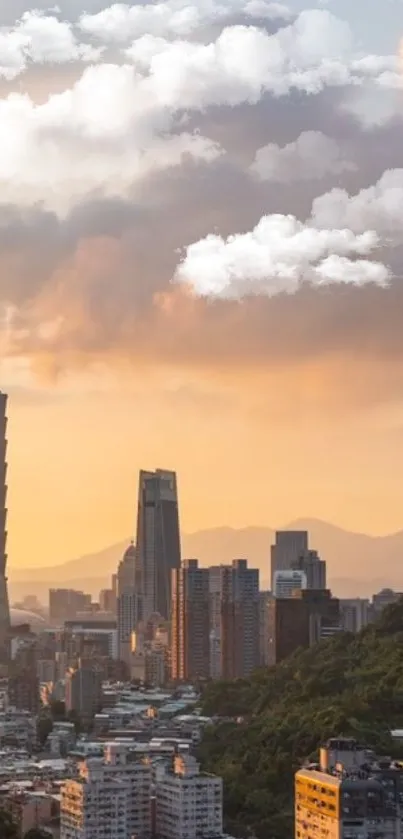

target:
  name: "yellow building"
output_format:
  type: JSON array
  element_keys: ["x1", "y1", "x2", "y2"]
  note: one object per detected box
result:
[
  {"x1": 295, "y1": 768, "x2": 340, "y2": 839},
  {"x1": 295, "y1": 738, "x2": 400, "y2": 839}
]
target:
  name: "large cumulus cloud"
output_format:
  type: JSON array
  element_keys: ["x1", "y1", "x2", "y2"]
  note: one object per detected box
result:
[{"x1": 0, "y1": 0, "x2": 402, "y2": 414}]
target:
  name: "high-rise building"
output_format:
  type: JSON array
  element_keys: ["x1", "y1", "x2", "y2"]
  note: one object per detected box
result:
[
  {"x1": 155, "y1": 752, "x2": 223, "y2": 839},
  {"x1": 209, "y1": 560, "x2": 260, "y2": 680},
  {"x1": 171, "y1": 559, "x2": 210, "y2": 682},
  {"x1": 258, "y1": 590, "x2": 273, "y2": 667},
  {"x1": 135, "y1": 469, "x2": 181, "y2": 620},
  {"x1": 61, "y1": 743, "x2": 151, "y2": 839},
  {"x1": 64, "y1": 619, "x2": 118, "y2": 661},
  {"x1": 268, "y1": 589, "x2": 341, "y2": 665},
  {"x1": 8, "y1": 668, "x2": 40, "y2": 713},
  {"x1": 0, "y1": 392, "x2": 10, "y2": 664},
  {"x1": 270, "y1": 531, "x2": 308, "y2": 588},
  {"x1": 117, "y1": 542, "x2": 139, "y2": 666},
  {"x1": 292, "y1": 549, "x2": 327, "y2": 590},
  {"x1": 295, "y1": 738, "x2": 403, "y2": 839},
  {"x1": 65, "y1": 664, "x2": 103, "y2": 724},
  {"x1": 99, "y1": 587, "x2": 117, "y2": 614},
  {"x1": 49, "y1": 589, "x2": 91, "y2": 624},
  {"x1": 273, "y1": 569, "x2": 307, "y2": 598}
]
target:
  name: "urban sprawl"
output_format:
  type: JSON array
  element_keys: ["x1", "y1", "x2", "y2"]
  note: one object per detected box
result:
[{"x1": 0, "y1": 390, "x2": 402, "y2": 839}]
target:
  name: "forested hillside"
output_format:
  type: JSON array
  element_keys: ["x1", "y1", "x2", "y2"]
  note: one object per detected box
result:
[{"x1": 199, "y1": 601, "x2": 403, "y2": 838}]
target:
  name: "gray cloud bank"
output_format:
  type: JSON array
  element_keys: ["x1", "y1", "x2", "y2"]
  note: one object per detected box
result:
[{"x1": 0, "y1": 1, "x2": 402, "y2": 411}]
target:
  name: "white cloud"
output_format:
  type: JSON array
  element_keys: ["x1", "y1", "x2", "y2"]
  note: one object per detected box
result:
[
  {"x1": 0, "y1": 5, "x2": 401, "y2": 216},
  {"x1": 174, "y1": 214, "x2": 389, "y2": 298},
  {"x1": 175, "y1": 167, "x2": 403, "y2": 300},
  {"x1": 312, "y1": 169, "x2": 403, "y2": 235},
  {"x1": 125, "y1": 12, "x2": 400, "y2": 105},
  {"x1": 0, "y1": 10, "x2": 101, "y2": 79},
  {"x1": 79, "y1": 0, "x2": 291, "y2": 43},
  {"x1": 0, "y1": 63, "x2": 221, "y2": 212},
  {"x1": 251, "y1": 130, "x2": 356, "y2": 182}
]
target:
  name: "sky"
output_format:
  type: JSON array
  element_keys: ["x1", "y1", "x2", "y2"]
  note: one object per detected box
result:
[{"x1": 1, "y1": 0, "x2": 403, "y2": 568}]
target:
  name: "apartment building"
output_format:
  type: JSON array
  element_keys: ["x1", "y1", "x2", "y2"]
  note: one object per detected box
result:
[
  {"x1": 209, "y1": 560, "x2": 260, "y2": 680},
  {"x1": 61, "y1": 742, "x2": 151, "y2": 839},
  {"x1": 295, "y1": 737, "x2": 402, "y2": 839},
  {"x1": 171, "y1": 560, "x2": 210, "y2": 682},
  {"x1": 268, "y1": 589, "x2": 341, "y2": 665},
  {"x1": 65, "y1": 665, "x2": 102, "y2": 724},
  {"x1": 156, "y1": 753, "x2": 223, "y2": 839},
  {"x1": 339, "y1": 599, "x2": 370, "y2": 633}
]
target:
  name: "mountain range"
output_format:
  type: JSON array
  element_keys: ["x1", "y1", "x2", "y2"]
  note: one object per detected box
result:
[{"x1": 8, "y1": 518, "x2": 403, "y2": 604}]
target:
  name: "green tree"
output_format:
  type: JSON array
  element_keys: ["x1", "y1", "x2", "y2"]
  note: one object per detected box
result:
[
  {"x1": 0, "y1": 808, "x2": 18, "y2": 839},
  {"x1": 199, "y1": 598, "x2": 403, "y2": 839},
  {"x1": 24, "y1": 830, "x2": 52, "y2": 839}
]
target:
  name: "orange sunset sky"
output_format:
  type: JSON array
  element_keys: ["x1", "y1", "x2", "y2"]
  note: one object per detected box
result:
[{"x1": 4, "y1": 352, "x2": 403, "y2": 570}]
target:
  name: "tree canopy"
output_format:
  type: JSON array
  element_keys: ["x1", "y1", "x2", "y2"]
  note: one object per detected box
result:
[{"x1": 198, "y1": 599, "x2": 403, "y2": 839}]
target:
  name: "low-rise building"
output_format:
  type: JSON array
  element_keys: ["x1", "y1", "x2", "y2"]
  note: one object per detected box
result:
[
  {"x1": 156, "y1": 752, "x2": 223, "y2": 839},
  {"x1": 296, "y1": 737, "x2": 403, "y2": 839},
  {"x1": 61, "y1": 742, "x2": 151, "y2": 839}
]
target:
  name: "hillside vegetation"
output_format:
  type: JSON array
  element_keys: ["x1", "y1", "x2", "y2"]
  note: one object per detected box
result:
[{"x1": 198, "y1": 600, "x2": 403, "y2": 839}]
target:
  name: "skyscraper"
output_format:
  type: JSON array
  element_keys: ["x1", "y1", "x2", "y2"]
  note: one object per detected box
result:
[
  {"x1": 270, "y1": 531, "x2": 308, "y2": 588},
  {"x1": 117, "y1": 542, "x2": 139, "y2": 666},
  {"x1": 0, "y1": 392, "x2": 10, "y2": 664},
  {"x1": 135, "y1": 469, "x2": 181, "y2": 620},
  {"x1": 292, "y1": 549, "x2": 327, "y2": 590},
  {"x1": 171, "y1": 559, "x2": 210, "y2": 682},
  {"x1": 209, "y1": 560, "x2": 260, "y2": 680}
]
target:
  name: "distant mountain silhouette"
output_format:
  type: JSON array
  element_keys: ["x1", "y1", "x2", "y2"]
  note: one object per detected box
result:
[{"x1": 8, "y1": 518, "x2": 403, "y2": 602}]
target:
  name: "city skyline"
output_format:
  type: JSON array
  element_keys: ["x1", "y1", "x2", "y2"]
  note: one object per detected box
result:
[
  {"x1": 5, "y1": 383, "x2": 403, "y2": 571},
  {"x1": 0, "y1": 2, "x2": 401, "y2": 839}
]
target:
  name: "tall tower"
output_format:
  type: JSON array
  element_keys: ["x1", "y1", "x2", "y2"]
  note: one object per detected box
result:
[
  {"x1": 270, "y1": 530, "x2": 308, "y2": 588},
  {"x1": 171, "y1": 559, "x2": 210, "y2": 682},
  {"x1": 0, "y1": 392, "x2": 10, "y2": 664},
  {"x1": 135, "y1": 469, "x2": 181, "y2": 620},
  {"x1": 116, "y1": 542, "x2": 139, "y2": 666},
  {"x1": 209, "y1": 560, "x2": 260, "y2": 680}
]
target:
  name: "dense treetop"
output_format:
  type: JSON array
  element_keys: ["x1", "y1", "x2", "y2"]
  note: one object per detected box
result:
[{"x1": 199, "y1": 600, "x2": 403, "y2": 839}]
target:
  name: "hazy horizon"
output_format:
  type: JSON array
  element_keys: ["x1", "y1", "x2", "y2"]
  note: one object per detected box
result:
[{"x1": 9, "y1": 515, "x2": 403, "y2": 573}]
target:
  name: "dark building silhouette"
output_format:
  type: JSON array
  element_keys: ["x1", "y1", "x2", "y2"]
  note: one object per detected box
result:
[
  {"x1": 171, "y1": 559, "x2": 210, "y2": 682},
  {"x1": 9, "y1": 667, "x2": 39, "y2": 713},
  {"x1": 268, "y1": 589, "x2": 341, "y2": 665},
  {"x1": 135, "y1": 469, "x2": 181, "y2": 620},
  {"x1": 65, "y1": 663, "x2": 103, "y2": 724},
  {"x1": 0, "y1": 392, "x2": 10, "y2": 665},
  {"x1": 49, "y1": 589, "x2": 91, "y2": 624},
  {"x1": 292, "y1": 550, "x2": 327, "y2": 590}
]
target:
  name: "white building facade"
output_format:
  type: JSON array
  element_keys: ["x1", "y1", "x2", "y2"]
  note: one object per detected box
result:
[
  {"x1": 156, "y1": 753, "x2": 223, "y2": 839},
  {"x1": 61, "y1": 743, "x2": 151, "y2": 839},
  {"x1": 273, "y1": 569, "x2": 307, "y2": 598}
]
